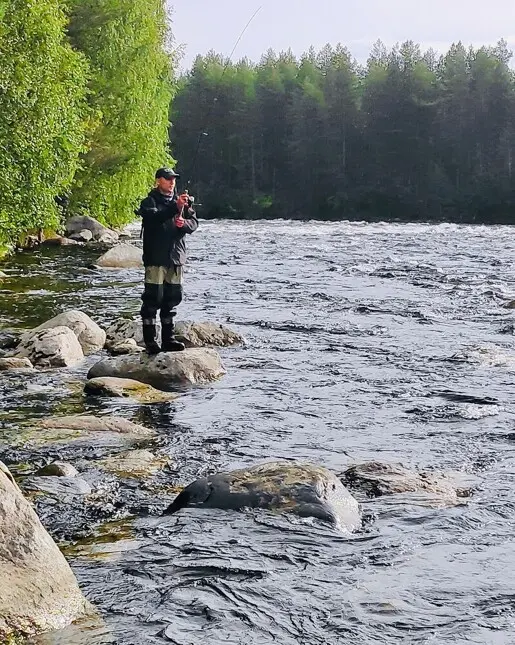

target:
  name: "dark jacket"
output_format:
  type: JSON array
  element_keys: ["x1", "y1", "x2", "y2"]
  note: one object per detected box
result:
[{"x1": 137, "y1": 188, "x2": 198, "y2": 267}]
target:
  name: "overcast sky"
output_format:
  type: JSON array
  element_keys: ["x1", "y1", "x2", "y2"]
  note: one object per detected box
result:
[{"x1": 170, "y1": 0, "x2": 515, "y2": 69}]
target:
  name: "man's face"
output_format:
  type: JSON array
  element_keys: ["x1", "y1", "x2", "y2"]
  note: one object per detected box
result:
[{"x1": 157, "y1": 176, "x2": 176, "y2": 194}]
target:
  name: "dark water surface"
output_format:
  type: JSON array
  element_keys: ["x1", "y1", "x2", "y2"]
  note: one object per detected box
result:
[{"x1": 1, "y1": 220, "x2": 515, "y2": 644}]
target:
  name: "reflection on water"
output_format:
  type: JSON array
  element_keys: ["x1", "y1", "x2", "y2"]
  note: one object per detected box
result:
[{"x1": 2, "y1": 220, "x2": 515, "y2": 643}]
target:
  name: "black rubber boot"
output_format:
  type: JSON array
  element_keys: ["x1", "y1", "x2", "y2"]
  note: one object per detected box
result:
[
  {"x1": 142, "y1": 323, "x2": 161, "y2": 355},
  {"x1": 161, "y1": 323, "x2": 185, "y2": 352}
]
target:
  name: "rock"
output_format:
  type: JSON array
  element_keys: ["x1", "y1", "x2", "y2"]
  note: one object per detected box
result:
[
  {"x1": 97, "y1": 450, "x2": 169, "y2": 478},
  {"x1": 0, "y1": 270, "x2": 7, "y2": 278},
  {"x1": 164, "y1": 461, "x2": 361, "y2": 531},
  {"x1": 0, "y1": 357, "x2": 33, "y2": 371},
  {"x1": 19, "y1": 415, "x2": 154, "y2": 448},
  {"x1": 95, "y1": 243, "x2": 143, "y2": 269},
  {"x1": 97, "y1": 231, "x2": 119, "y2": 245},
  {"x1": 105, "y1": 317, "x2": 243, "y2": 350},
  {"x1": 84, "y1": 376, "x2": 177, "y2": 403},
  {"x1": 105, "y1": 317, "x2": 151, "y2": 348},
  {"x1": 19, "y1": 310, "x2": 106, "y2": 356},
  {"x1": 28, "y1": 614, "x2": 115, "y2": 645},
  {"x1": 175, "y1": 320, "x2": 245, "y2": 348},
  {"x1": 23, "y1": 476, "x2": 92, "y2": 498},
  {"x1": 0, "y1": 461, "x2": 90, "y2": 640},
  {"x1": 23, "y1": 235, "x2": 40, "y2": 249},
  {"x1": 0, "y1": 330, "x2": 20, "y2": 350},
  {"x1": 35, "y1": 462, "x2": 79, "y2": 478},
  {"x1": 109, "y1": 338, "x2": 144, "y2": 356},
  {"x1": 503, "y1": 300, "x2": 515, "y2": 309},
  {"x1": 88, "y1": 348, "x2": 226, "y2": 386},
  {"x1": 14, "y1": 326, "x2": 84, "y2": 367},
  {"x1": 341, "y1": 462, "x2": 470, "y2": 506},
  {"x1": 65, "y1": 215, "x2": 118, "y2": 242},
  {"x1": 42, "y1": 236, "x2": 82, "y2": 247},
  {"x1": 69, "y1": 229, "x2": 93, "y2": 242}
]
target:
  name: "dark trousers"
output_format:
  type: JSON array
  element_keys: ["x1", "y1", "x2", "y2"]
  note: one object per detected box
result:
[{"x1": 140, "y1": 265, "x2": 183, "y2": 325}]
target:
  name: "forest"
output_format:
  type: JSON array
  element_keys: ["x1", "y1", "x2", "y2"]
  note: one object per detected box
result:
[
  {"x1": 171, "y1": 40, "x2": 515, "y2": 223},
  {"x1": 0, "y1": 1, "x2": 514, "y2": 256}
]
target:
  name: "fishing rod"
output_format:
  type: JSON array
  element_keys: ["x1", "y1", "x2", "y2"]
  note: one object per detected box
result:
[{"x1": 180, "y1": 6, "x2": 263, "y2": 203}]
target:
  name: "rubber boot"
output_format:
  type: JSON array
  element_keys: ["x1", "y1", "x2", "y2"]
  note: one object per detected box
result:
[
  {"x1": 161, "y1": 323, "x2": 185, "y2": 352},
  {"x1": 142, "y1": 323, "x2": 161, "y2": 355}
]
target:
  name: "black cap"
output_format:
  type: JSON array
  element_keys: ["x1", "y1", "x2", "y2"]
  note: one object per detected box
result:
[{"x1": 155, "y1": 167, "x2": 180, "y2": 180}]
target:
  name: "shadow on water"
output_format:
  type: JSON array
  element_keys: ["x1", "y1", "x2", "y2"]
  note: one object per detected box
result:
[{"x1": 2, "y1": 220, "x2": 515, "y2": 643}]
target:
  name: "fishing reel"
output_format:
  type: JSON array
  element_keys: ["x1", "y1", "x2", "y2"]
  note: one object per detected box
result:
[{"x1": 182, "y1": 189, "x2": 201, "y2": 208}]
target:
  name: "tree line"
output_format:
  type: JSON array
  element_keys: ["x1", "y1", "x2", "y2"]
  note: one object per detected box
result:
[
  {"x1": 0, "y1": 0, "x2": 175, "y2": 253},
  {"x1": 171, "y1": 40, "x2": 515, "y2": 223}
]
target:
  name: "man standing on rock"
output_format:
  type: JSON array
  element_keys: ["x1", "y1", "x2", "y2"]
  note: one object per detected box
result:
[{"x1": 137, "y1": 167, "x2": 198, "y2": 354}]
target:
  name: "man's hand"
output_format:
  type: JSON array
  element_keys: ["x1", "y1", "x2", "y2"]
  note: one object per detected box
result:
[
  {"x1": 175, "y1": 213, "x2": 185, "y2": 228},
  {"x1": 176, "y1": 193, "x2": 189, "y2": 210}
]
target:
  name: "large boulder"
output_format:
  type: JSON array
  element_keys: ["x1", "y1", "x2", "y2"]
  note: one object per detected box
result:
[
  {"x1": 0, "y1": 461, "x2": 91, "y2": 640},
  {"x1": 14, "y1": 326, "x2": 84, "y2": 367},
  {"x1": 65, "y1": 215, "x2": 118, "y2": 243},
  {"x1": 88, "y1": 348, "x2": 226, "y2": 386},
  {"x1": 341, "y1": 462, "x2": 471, "y2": 506},
  {"x1": 84, "y1": 376, "x2": 177, "y2": 403},
  {"x1": 105, "y1": 316, "x2": 242, "y2": 350},
  {"x1": 95, "y1": 243, "x2": 143, "y2": 269},
  {"x1": 164, "y1": 461, "x2": 361, "y2": 531},
  {"x1": 19, "y1": 310, "x2": 106, "y2": 356}
]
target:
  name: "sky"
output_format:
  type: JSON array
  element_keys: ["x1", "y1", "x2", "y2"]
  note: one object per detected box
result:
[{"x1": 169, "y1": 0, "x2": 515, "y2": 70}]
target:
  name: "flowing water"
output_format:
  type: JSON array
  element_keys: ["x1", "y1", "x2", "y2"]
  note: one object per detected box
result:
[{"x1": 1, "y1": 220, "x2": 515, "y2": 644}]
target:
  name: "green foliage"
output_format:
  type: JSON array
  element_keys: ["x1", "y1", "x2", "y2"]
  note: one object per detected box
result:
[
  {"x1": 0, "y1": 0, "x2": 89, "y2": 247},
  {"x1": 67, "y1": 0, "x2": 176, "y2": 228},
  {"x1": 172, "y1": 40, "x2": 515, "y2": 223}
]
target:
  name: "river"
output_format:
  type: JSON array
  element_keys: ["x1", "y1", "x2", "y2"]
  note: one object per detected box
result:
[{"x1": 1, "y1": 219, "x2": 515, "y2": 644}]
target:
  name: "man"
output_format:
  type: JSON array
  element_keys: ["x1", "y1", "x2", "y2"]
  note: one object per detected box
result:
[{"x1": 136, "y1": 167, "x2": 198, "y2": 354}]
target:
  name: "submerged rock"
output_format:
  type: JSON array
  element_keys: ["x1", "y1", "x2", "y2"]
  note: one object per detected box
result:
[
  {"x1": 88, "y1": 348, "x2": 226, "y2": 386},
  {"x1": 341, "y1": 461, "x2": 470, "y2": 506},
  {"x1": 18, "y1": 309, "x2": 106, "y2": 356},
  {"x1": 0, "y1": 357, "x2": 33, "y2": 371},
  {"x1": 105, "y1": 316, "x2": 243, "y2": 350},
  {"x1": 19, "y1": 415, "x2": 154, "y2": 448},
  {"x1": 23, "y1": 476, "x2": 92, "y2": 498},
  {"x1": 164, "y1": 461, "x2": 361, "y2": 531},
  {"x1": 84, "y1": 376, "x2": 177, "y2": 403},
  {"x1": 0, "y1": 461, "x2": 91, "y2": 640},
  {"x1": 97, "y1": 450, "x2": 169, "y2": 479},
  {"x1": 14, "y1": 326, "x2": 84, "y2": 367},
  {"x1": 95, "y1": 243, "x2": 143, "y2": 269}
]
